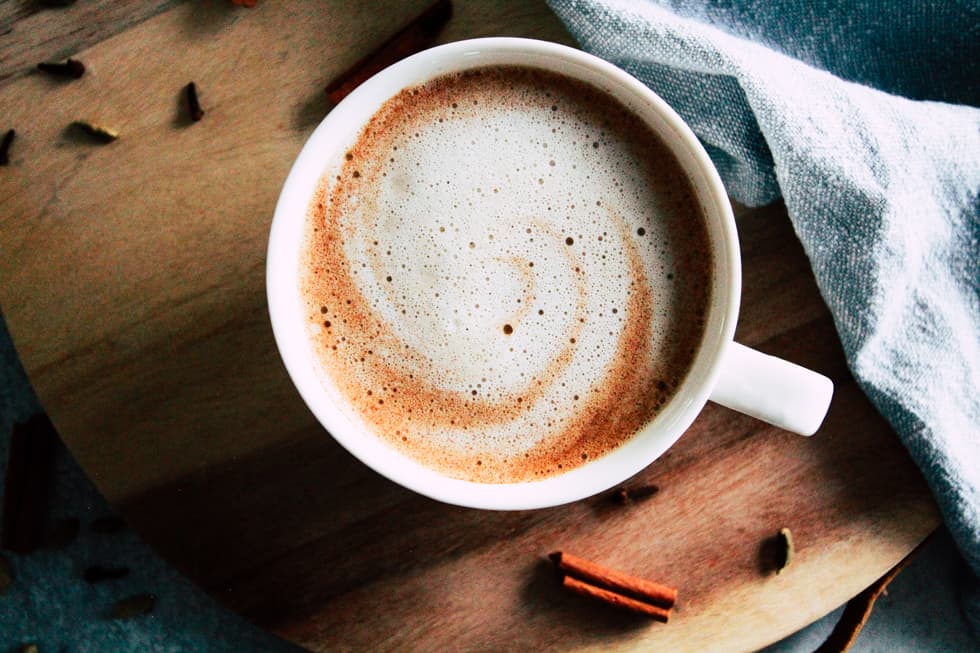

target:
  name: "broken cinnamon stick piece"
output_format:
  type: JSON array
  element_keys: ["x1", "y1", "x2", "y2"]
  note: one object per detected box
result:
[
  {"x1": 550, "y1": 551, "x2": 677, "y2": 608},
  {"x1": 562, "y1": 575, "x2": 671, "y2": 622},
  {"x1": 325, "y1": 0, "x2": 453, "y2": 104},
  {"x1": 814, "y1": 533, "x2": 932, "y2": 653}
]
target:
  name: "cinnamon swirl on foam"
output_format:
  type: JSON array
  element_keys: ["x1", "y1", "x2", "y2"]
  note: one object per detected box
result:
[{"x1": 301, "y1": 66, "x2": 712, "y2": 483}]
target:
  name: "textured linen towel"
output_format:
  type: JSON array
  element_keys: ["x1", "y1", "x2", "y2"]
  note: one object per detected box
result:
[{"x1": 545, "y1": 0, "x2": 980, "y2": 632}]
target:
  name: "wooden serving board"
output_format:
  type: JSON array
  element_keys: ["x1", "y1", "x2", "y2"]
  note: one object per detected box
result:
[{"x1": 0, "y1": 2, "x2": 939, "y2": 651}]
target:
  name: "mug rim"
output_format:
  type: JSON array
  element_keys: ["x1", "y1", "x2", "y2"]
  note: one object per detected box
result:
[{"x1": 267, "y1": 37, "x2": 741, "y2": 510}]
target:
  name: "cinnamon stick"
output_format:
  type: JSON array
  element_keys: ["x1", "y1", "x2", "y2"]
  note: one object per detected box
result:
[
  {"x1": 325, "y1": 0, "x2": 453, "y2": 105},
  {"x1": 562, "y1": 575, "x2": 671, "y2": 622},
  {"x1": 814, "y1": 534, "x2": 932, "y2": 653},
  {"x1": 550, "y1": 551, "x2": 677, "y2": 608}
]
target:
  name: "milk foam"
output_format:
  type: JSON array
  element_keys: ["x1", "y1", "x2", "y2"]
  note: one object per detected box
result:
[{"x1": 302, "y1": 66, "x2": 711, "y2": 483}]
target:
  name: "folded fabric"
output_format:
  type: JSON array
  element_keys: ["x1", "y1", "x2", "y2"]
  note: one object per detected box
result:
[{"x1": 546, "y1": 0, "x2": 980, "y2": 634}]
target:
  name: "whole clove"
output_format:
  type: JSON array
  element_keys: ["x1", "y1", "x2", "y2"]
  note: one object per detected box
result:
[
  {"x1": 185, "y1": 82, "x2": 204, "y2": 122},
  {"x1": 612, "y1": 483, "x2": 659, "y2": 505},
  {"x1": 110, "y1": 593, "x2": 156, "y2": 619},
  {"x1": 37, "y1": 59, "x2": 85, "y2": 79},
  {"x1": 84, "y1": 565, "x2": 130, "y2": 583},
  {"x1": 1, "y1": 129, "x2": 15, "y2": 166},
  {"x1": 72, "y1": 121, "x2": 119, "y2": 143}
]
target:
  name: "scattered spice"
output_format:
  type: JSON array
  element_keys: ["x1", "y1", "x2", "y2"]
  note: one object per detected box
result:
[
  {"x1": 37, "y1": 59, "x2": 85, "y2": 79},
  {"x1": 325, "y1": 0, "x2": 453, "y2": 104},
  {"x1": 814, "y1": 534, "x2": 932, "y2": 653},
  {"x1": 551, "y1": 551, "x2": 677, "y2": 608},
  {"x1": 90, "y1": 515, "x2": 126, "y2": 533},
  {"x1": 72, "y1": 120, "x2": 119, "y2": 143},
  {"x1": 0, "y1": 129, "x2": 15, "y2": 166},
  {"x1": 612, "y1": 483, "x2": 659, "y2": 505},
  {"x1": 185, "y1": 81, "x2": 204, "y2": 122},
  {"x1": 110, "y1": 593, "x2": 156, "y2": 619},
  {"x1": 41, "y1": 517, "x2": 80, "y2": 550},
  {"x1": 775, "y1": 527, "x2": 794, "y2": 574},
  {"x1": 2, "y1": 414, "x2": 57, "y2": 554},
  {"x1": 84, "y1": 565, "x2": 130, "y2": 583},
  {"x1": 562, "y1": 575, "x2": 670, "y2": 622},
  {"x1": 550, "y1": 551, "x2": 676, "y2": 620},
  {"x1": 759, "y1": 527, "x2": 797, "y2": 575},
  {"x1": 0, "y1": 554, "x2": 12, "y2": 594}
]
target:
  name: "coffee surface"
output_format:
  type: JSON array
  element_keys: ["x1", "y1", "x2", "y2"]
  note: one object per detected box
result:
[{"x1": 301, "y1": 65, "x2": 712, "y2": 483}]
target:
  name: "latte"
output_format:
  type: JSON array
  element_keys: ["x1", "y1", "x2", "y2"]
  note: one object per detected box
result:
[{"x1": 300, "y1": 65, "x2": 712, "y2": 483}]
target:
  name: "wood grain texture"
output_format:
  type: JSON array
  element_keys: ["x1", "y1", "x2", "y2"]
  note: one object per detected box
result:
[
  {"x1": 0, "y1": 0, "x2": 184, "y2": 87},
  {"x1": 0, "y1": 1, "x2": 939, "y2": 652}
]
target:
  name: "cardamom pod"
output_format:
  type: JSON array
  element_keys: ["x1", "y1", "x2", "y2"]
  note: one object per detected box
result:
[
  {"x1": 776, "y1": 527, "x2": 795, "y2": 574},
  {"x1": 72, "y1": 121, "x2": 119, "y2": 143}
]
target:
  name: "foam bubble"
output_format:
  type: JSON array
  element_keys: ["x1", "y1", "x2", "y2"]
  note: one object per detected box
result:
[{"x1": 301, "y1": 66, "x2": 712, "y2": 483}]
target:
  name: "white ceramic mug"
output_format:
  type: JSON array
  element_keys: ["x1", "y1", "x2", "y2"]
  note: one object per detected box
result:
[{"x1": 267, "y1": 38, "x2": 833, "y2": 510}]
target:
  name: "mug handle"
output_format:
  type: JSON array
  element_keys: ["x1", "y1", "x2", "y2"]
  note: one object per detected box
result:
[{"x1": 709, "y1": 342, "x2": 834, "y2": 436}]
